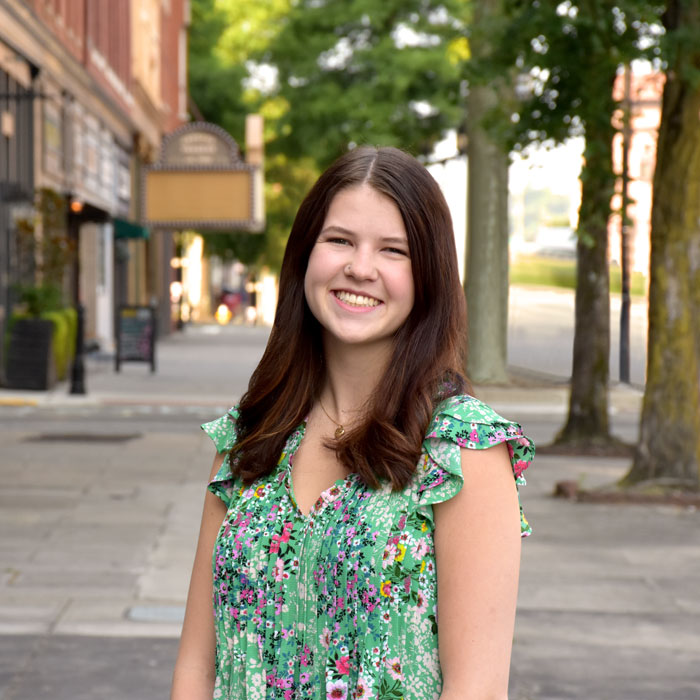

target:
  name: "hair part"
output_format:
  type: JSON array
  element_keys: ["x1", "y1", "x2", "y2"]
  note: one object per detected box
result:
[{"x1": 233, "y1": 146, "x2": 469, "y2": 489}]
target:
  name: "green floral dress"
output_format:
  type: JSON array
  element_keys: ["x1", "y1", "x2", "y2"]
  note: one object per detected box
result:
[{"x1": 201, "y1": 394, "x2": 534, "y2": 700}]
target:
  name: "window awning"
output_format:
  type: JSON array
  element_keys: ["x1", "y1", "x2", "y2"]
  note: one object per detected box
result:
[{"x1": 114, "y1": 217, "x2": 150, "y2": 240}]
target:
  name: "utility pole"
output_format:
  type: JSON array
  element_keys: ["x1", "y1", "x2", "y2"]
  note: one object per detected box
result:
[{"x1": 619, "y1": 65, "x2": 632, "y2": 384}]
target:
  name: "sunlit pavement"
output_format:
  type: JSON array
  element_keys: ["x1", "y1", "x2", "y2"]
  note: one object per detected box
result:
[{"x1": 1, "y1": 302, "x2": 698, "y2": 699}]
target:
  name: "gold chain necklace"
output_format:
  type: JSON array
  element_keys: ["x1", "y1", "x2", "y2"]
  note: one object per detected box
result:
[{"x1": 318, "y1": 398, "x2": 345, "y2": 439}]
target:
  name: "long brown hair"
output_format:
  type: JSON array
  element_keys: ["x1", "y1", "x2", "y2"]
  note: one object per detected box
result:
[{"x1": 234, "y1": 146, "x2": 469, "y2": 489}]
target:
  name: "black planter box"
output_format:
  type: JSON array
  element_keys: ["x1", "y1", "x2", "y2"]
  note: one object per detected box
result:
[{"x1": 5, "y1": 319, "x2": 56, "y2": 390}]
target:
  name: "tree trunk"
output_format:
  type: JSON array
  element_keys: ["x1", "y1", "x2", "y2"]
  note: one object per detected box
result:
[
  {"x1": 624, "y1": 7, "x2": 700, "y2": 487},
  {"x1": 464, "y1": 84, "x2": 509, "y2": 385},
  {"x1": 556, "y1": 122, "x2": 616, "y2": 445}
]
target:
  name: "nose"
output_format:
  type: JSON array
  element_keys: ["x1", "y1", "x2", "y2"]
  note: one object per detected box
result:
[{"x1": 344, "y1": 247, "x2": 378, "y2": 280}]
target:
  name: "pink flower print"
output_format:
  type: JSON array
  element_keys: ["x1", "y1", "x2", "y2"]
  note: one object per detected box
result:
[
  {"x1": 284, "y1": 691, "x2": 293, "y2": 700},
  {"x1": 469, "y1": 428, "x2": 479, "y2": 442},
  {"x1": 335, "y1": 655, "x2": 350, "y2": 675},
  {"x1": 398, "y1": 514, "x2": 407, "y2": 530},
  {"x1": 385, "y1": 657, "x2": 403, "y2": 681},
  {"x1": 300, "y1": 672, "x2": 310, "y2": 684},
  {"x1": 355, "y1": 678, "x2": 370, "y2": 698},
  {"x1": 380, "y1": 580, "x2": 392, "y2": 597},
  {"x1": 382, "y1": 543, "x2": 397, "y2": 569},
  {"x1": 270, "y1": 522, "x2": 293, "y2": 553},
  {"x1": 513, "y1": 459, "x2": 529, "y2": 479},
  {"x1": 415, "y1": 591, "x2": 428, "y2": 614},
  {"x1": 411, "y1": 538, "x2": 430, "y2": 559},
  {"x1": 327, "y1": 679, "x2": 348, "y2": 700},
  {"x1": 319, "y1": 627, "x2": 331, "y2": 649}
]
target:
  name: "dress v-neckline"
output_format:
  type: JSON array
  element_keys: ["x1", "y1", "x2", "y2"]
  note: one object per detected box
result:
[{"x1": 284, "y1": 420, "x2": 355, "y2": 518}]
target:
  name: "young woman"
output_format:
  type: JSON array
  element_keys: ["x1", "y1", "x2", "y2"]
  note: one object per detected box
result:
[{"x1": 171, "y1": 146, "x2": 534, "y2": 700}]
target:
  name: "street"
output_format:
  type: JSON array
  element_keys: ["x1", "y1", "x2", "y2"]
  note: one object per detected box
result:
[
  {"x1": 1, "y1": 289, "x2": 698, "y2": 700},
  {"x1": 508, "y1": 286, "x2": 648, "y2": 388}
]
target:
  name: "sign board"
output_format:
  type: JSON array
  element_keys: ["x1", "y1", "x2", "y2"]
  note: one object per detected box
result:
[
  {"x1": 142, "y1": 122, "x2": 264, "y2": 231},
  {"x1": 115, "y1": 306, "x2": 156, "y2": 372}
]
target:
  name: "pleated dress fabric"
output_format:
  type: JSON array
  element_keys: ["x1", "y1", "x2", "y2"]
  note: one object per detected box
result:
[{"x1": 201, "y1": 394, "x2": 534, "y2": 700}]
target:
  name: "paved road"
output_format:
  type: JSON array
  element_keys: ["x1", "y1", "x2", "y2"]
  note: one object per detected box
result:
[
  {"x1": 508, "y1": 286, "x2": 648, "y2": 388},
  {"x1": 1, "y1": 317, "x2": 698, "y2": 700}
]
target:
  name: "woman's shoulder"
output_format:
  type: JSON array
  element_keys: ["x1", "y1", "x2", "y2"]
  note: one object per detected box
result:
[
  {"x1": 201, "y1": 405, "x2": 240, "y2": 454},
  {"x1": 201, "y1": 406, "x2": 241, "y2": 507},
  {"x1": 427, "y1": 394, "x2": 529, "y2": 444},
  {"x1": 417, "y1": 394, "x2": 535, "y2": 536}
]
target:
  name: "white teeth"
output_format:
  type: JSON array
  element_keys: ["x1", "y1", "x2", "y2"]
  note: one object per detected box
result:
[{"x1": 335, "y1": 291, "x2": 380, "y2": 307}]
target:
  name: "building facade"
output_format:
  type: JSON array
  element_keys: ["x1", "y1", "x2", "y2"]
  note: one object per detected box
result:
[
  {"x1": 0, "y1": 0, "x2": 189, "y2": 381},
  {"x1": 610, "y1": 67, "x2": 664, "y2": 277}
]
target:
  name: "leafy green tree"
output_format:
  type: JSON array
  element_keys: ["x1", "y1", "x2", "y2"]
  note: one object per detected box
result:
[
  {"x1": 623, "y1": 0, "x2": 700, "y2": 489},
  {"x1": 476, "y1": 0, "x2": 661, "y2": 444},
  {"x1": 188, "y1": 0, "x2": 249, "y2": 138},
  {"x1": 190, "y1": 0, "x2": 310, "y2": 272},
  {"x1": 260, "y1": 0, "x2": 466, "y2": 168}
]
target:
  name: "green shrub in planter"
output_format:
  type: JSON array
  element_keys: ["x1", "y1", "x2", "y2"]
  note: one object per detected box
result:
[
  {"x1": 62, "y1": 307, "x2": 77, "y2": 362},
  {"x1": 41, "y1": 310, "x2": 70, "y2": 380}
]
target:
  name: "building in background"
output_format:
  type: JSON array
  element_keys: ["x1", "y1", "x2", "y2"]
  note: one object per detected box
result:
[
  {"x1": 610, "y1": 65, "x2": 663, "y2": 276},
  {"x1": 0, "y1": 0, "x2": 189, "y2": 382}
]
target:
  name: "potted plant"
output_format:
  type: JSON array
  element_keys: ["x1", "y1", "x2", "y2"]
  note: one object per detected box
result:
[{"x1": 4, "y1": 189, "x2": 76, "y2": 390}]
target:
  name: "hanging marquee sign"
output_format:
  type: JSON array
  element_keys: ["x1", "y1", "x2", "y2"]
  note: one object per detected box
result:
[{"x1": 142, "y1": 122, "x2": 264, "y2": 231}]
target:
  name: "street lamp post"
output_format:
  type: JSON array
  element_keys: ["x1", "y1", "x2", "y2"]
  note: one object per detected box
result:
[{"x1": 68, "y1": 198, "x2": 86, "y2": 394}]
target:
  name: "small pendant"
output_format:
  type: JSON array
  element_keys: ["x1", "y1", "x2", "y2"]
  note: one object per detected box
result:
[{"x1": 334, "y1": 426, "x2": 345, "y2": 439}]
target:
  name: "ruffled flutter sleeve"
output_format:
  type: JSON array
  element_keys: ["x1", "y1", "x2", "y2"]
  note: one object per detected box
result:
[
  {"x1": 416, "y1": 395, "x2": 535, "y2": 536},
  {"x1": 201, "y1": 406, "x2": 240, "y2": 507}
]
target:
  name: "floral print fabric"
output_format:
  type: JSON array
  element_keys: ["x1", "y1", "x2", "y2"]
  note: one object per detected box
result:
[{"x1": 202, "y1": 394, "x2": 534, "y2": 700}]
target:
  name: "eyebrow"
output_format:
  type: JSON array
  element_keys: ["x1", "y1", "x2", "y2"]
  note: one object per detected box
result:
[{"x1": 320, "y1": 225, "x2": 408, "y2": 245}]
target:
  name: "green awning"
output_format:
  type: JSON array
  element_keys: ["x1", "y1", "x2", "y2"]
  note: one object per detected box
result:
[{"x1": 114, "y1": 218, "x2": 150, "y2": 240}]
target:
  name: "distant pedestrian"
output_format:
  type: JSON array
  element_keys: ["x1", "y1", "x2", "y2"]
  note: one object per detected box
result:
[{"x1": 171, "y1": 146, "x2": 535, "y2": 700}]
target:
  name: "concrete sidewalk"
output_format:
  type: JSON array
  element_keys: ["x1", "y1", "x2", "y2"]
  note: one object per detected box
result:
[{"x1": 1, "y1": 324, "x2": 698, "y2": 699}]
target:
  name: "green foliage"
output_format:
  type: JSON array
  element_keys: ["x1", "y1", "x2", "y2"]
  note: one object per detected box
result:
[
  {"x1": 14, "y1": 283, "x2": 64, "y2": 317},
  {"x1": 62, "y1": 307, "x2": 77, "y2": 363},
  {"x1": 14, "y1": 188, "x2": 74, "y2": 312},
  {"x1": 190, "y1": 0, "x2": 469, "y2": 268},
  {"x1": 261, "y1": 0, "x2": 466, "y2": 167},
  {"x1": 188, "y1": 0, "x2": 249, "y2": 135},
  {"x1": 40, "y1": 310, "x2": 71, "y2": 380},
  {"x1": 469, "y1": 1, "x2": 663, "y2": 153},
  {"x1": 510, "y1": 255, "x2": 647, "y2": 296}
]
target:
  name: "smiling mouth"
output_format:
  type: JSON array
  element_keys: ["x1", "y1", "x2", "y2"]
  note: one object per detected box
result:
[{"x1": 333, "y1": 290, "x2": 381, "y2": 308}]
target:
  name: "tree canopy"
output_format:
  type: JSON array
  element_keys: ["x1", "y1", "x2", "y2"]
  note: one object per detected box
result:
[
  {"x1": 260, "y1": 0, "x2": 467, "y2": 168},
  {"x1": 190, "y1": 0, "x2": 474, "y2": 269}
]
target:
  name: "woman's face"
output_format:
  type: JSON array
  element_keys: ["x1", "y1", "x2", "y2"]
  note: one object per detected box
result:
[{"x1": 304, "y1": 184, "x2": 415, "y2": 352}]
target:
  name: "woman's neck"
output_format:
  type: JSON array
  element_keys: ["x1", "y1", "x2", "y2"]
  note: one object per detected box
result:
[{"x1": 320, "y1": 338, "x2": 391, "y2": 419}]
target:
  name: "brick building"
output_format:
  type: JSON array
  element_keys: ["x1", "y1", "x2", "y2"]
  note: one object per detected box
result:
[
  {"x1": 610, "y1": 67, "x2": 664, "y2": 277},
  {"x1": 0, "y1": 0, "x2": 189, "y2": 382}
]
